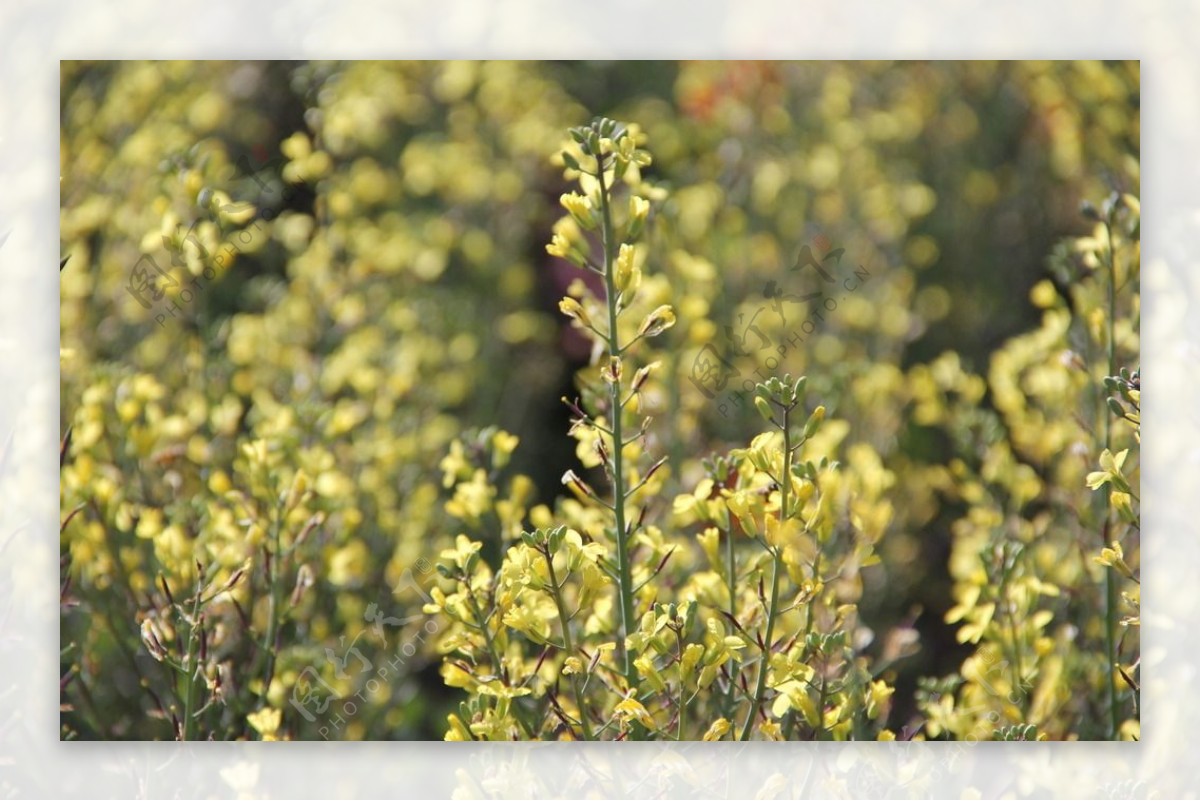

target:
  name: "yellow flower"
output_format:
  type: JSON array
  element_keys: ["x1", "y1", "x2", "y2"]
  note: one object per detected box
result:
[
  {"x1": 867, "y1": 680, "x2": 895, "y2": 720},
  {"x1": 558, "y1": 296, "x2": 591, "y2": 327},
  {"x1": 286, "y1": 469, "x2": 310, "y2": 508},
  {"x1": 328, "y1": 539, "x2": 369, "y2": 587},
  {"x1": 617, "y1": 136, "x2": 651, "y2": 167},
  {"x1": 758, "y1": 719, "x2": 784, "y2": 741},
  {"x1": 560, "y1": 192, "x2": 596, "y2": 229},
  {"x1": 1119, "y1": 719, "x2": 1140, "y2": 741},
  {"x1": 247, "y1": 707, "x2": 281, "y2": 740},
  {"x1": 440, "y1": 534, "x2": 483, "y2": 572},
  {"x1": 764, "y1": 516, "x2": 801, "y2": 551},
  {"x1": 491, "y1": 430, "x2": 519, "y2": 468},
  {"x1": 1029, "y1": 279, "x2": 1059, "y2": 309},
  {"x1": 725, "y1": 490, "x2": 763, "y2": 538},
  {"x1": 696, "y1": 527, "x2": 721, "y2": 569},
  {"x1": 241, "y1": 438, "x2": 270, "y2": 468},
  {"x1": 679, "y1": 642, "x2": 705, "y2": 684},
  {"x1": 499, "y1": 544, "x2": 547, "y2": 591},
  {"x1": 629, "y1": 195, "x2": 650, "y2": 223},
  {"x1": 446, "y1": 469, "x2": 496, "y2": 524},
  {"x1": 280, "y1": 131, "x2": 311, "y2": 161},
  {"x1": 614, "y1": 243, "x2": 641, "y2": 295},
  {"x1": 445, "y1": 714, "x2": 473, "y2": 742},
  {"x1": 441, "y1": 661, "x2": 476, "y2": 689},
  {"x1": 613, "y1": 697, "x2": 654, "y2": 728},
  {"x1": 1111, "y1": 490, "x2": 1135, "y2": 522},
  {"x1": 771, "y1": 679, "x2": 820, "y2": 726},
  {"x1": 1087, "y1": 448, "x2": 1132, "y2": 493},
  {"x1": 637, "y1": 305, "x2": 676, "y2": 338},
  {"x1": 475, "y1": 682, "x2": 533, "y2": 699},
  {"x1": 546, "y1": 232, "x2": 573, "y2": 259},
  {"x1": 803, "y1": 405, "x2": 826, "y2": 438},
  {"x1": 439, "y1": 440, "x2": 471, "y2": 488},
  {"x1": 702, "y1": 718, "x2": 731, "y2": 741},
  {"x1": 502, "y1": 604, "x2": 551, "y2": 643},
  {"x1": 634, "y1": 655, "x2": 667, "y2": 692},
  {"x1": 1095, "y1": 541, "x2": 1137, "y2": 582}
]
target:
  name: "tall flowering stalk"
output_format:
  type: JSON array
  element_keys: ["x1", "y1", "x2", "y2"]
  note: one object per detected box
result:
[
  {"x1": 738, "y1": 376, "x2": 824, "y2": 739},
  {"x1": 917, "y1": 194, "x2": 1140, "y2": 742},
  {"x1": 1083, "y1": 193, "x2": 1141, "y2": 739},
  {"x1": 548, "y1": 117, "x2": 672, "y2": 692}
]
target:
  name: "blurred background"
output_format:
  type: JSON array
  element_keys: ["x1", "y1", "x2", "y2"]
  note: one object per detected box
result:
[{"x1": 59, "y1": 60, "x2": 1139, "y2": 739}]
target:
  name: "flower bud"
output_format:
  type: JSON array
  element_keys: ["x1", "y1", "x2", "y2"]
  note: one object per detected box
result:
[
  {"x1": 286, "y1": 469, "x2": 310, "y2": 508},
  {"x1": 754, "y1": 396, "x2": 774, "y2": 423},
  {"x1": 628, "y1": 196, "x2": 650, "y2": 238},
  {"x1": 290, "y1": 563, "x2": 314, "y2": 605},
  {"x1": 1095, "y1": 541, "x2": 1136, "y2": 582},
  {"x1": 803, "y1": 405, "x2": 826, "y2": 439},
  {"x1": 558, "y1": 296, "x2": 590, "y2": 327},
  {"x1": 703, "y1": 718, "x2": 731, "y2": 741},
  {"x1": 614, "y1": 244, "x2": 641, "y2": 295},
  {"x1": 560, "y1": 192, "x2": 597, "y2": 230},
  {"x1": 546, "y1": 232, "x2": 573, "y2": 259}
]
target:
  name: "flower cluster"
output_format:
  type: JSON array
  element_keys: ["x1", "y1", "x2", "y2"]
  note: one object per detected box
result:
[
  {"x1": 59, "y1": 62, "x2": 1140, "y2": 742},
  {"x1": 429, "y1": 120, "x2": 897, "y2": 740},
  {"x1": 60, "y1": 61, "x2": 587, "y2": 740},
  {"x1": 914, "y1": 194, "x2": 1141, "y2": 741}
]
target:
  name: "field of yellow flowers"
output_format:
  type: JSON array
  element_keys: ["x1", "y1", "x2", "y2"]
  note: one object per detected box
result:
[{"x1": 59, "y1": 60, "x2": 1139, "y2": 741}]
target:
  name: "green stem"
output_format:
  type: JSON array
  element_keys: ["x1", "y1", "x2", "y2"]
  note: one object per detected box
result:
[
  {"x1": 723, "y1": 524, "x2": 739, "y2": 718},
  {"x1": 463, "y1": 579, "x2": 537, "y2": 739},
  {"x1": 543, "y1": 548, "x2": 593, "y2": 740},
  {"x1": 814, "y1": 674, "x2": 828, "y2": 740},
  {"x1": 739, "y1": 404, "x2": 791, "y2": 740},
  {"x1": 1005, "y1": 595, "x2": 1026, "y2": 715},
  {"x1": 726, "y1": 527, "x2": 737, "y2": 621},
  {"x1": 1102, "y1": 218, "x2": 1120, "y2": 739},
  {"x1": 800, "y1": 550, "x2": 821, "y2": 660},
  {"x1": 261, "y1": 497, "x2": 284, "y2": 695},
  {"x1": 675, "y1": 627, "x2": 687, "y2": 740},
  {"x1": 465, "y1": 585, "x2": 503, "y2": 681},
  {"x1": 596, "y1": 153, "x2": 638, "y2": 692},
  {"x1": 181, "y1": 580, "x2": 202, "y2": 741}
]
